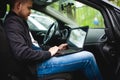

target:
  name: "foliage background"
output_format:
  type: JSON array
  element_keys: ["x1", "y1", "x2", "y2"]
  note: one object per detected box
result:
[
  {"x1": 50, "y1": 0, "x2": 120, "y2": 29},
  {"x1": 109, "y1": 0, "x2": 120, "y2": 6}
]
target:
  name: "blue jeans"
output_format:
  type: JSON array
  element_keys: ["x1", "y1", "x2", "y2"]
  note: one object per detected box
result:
[
  {"x1": 32, "y1": 44, "x2": 42, "y2": 50},
  {"x1": 36, "y1": 51, "x2": 103, "y2": 80},
  {"x1": 32, "y1": 44, "x2": 102, "y2": 80}
]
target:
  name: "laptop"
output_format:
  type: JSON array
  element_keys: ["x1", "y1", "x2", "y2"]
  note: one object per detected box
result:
[{"x1": 55, "y1": 26, "x2": 89, "y2": 56}]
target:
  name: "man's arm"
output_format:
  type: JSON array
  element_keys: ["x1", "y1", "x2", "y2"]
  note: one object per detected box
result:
[{"x1": 4, "y1": 14, "x2": 51, "y2": 64}]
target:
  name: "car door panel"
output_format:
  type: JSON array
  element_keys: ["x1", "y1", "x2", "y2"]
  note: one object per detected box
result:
[
  {"x1": 84, "y1": 28, "x2": 117, "y2": 80},
  {"x1": 85, "y1": 29, "x2": 105, "y2": 43}
]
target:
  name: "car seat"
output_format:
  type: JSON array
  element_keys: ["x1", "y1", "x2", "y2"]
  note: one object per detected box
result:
[
  {"x1": 0, "y1": 0, "x2": 30, "y2": 80},
  {"x1": 0, "y1": 1, "x2": 16, "y2": 80},
  {"x1": 0, "y1": 0, "x2": 72, "y2": 80}
]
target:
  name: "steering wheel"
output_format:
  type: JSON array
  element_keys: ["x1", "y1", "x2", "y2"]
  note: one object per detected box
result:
[{"x1": 43, "y1": 21, "x2": 60, "y2": 45}]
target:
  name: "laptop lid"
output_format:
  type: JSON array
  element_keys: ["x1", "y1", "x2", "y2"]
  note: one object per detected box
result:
[
  {"x1": 55, "y1": 26, "x2": 89, "y2": 57},
  {"x1": 67, "y1": 26, "x2": 89, "y2": 48}
]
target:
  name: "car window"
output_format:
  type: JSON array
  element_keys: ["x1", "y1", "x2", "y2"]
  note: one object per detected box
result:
[
  {"x1": 27, "y1": 10, "x2": 55, "y2": 31},
  {"x1": 27, "y1": 20, "x2": 40, "y2": 31},
  {"x1": 108, "y1": 0, "x2": 120, "y2": 7},
  {"x1": 30, "y1": 15, "x2": 54, "y2": 29},
  {"x1": 49, "y1": 0, "x2": 105, "y2": 29}
]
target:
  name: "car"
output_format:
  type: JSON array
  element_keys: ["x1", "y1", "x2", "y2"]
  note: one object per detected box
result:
[
  {"x1": 27, "y1": 13, "x2": 55, "y2": 46},
  {"x1": 28, "y1": 13, "x2": 55, "y2": 31},
  {"x1": 27, "y1": 11, "x2": 59, "y2": 45},
  {"x1": 1, "y1": 0, "x2": 120, "y2": 80}
]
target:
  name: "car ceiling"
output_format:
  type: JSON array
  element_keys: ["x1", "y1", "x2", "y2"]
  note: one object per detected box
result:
[{"x1": 33, "y1": 0, "x2": 58, "y2": 8}]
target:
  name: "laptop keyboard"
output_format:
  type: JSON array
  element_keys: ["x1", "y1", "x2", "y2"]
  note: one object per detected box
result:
[{"x1": 55, "y1": 48, "x2": 82, "y2": 57}]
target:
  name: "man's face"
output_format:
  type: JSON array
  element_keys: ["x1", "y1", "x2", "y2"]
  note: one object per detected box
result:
[{"x1": 18, "y1": 1, "x2": 32, "y2": 20}]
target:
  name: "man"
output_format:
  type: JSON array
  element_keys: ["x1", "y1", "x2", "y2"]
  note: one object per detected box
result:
[{"x1": 4, "y1": 0, "x2": 103, "y2": 80}]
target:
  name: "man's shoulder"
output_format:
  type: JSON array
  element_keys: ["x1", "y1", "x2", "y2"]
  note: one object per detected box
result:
[
  {"x1": 4, "y1": 12, "x2": 25, "y2": 31},
  {"x1": 4, "y1": 12, "x2": 26, "y2": 28},
  {"x1": 5, "y1": 12, "x2": 21, "y2": 22}
]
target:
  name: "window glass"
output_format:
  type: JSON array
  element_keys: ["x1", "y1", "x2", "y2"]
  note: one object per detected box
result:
[
  {"x1": 49, "y1": 0, "x2": 105, "y2": 28},
  {"x1": 27, "y1": 10, "x2": 55, "y2": 31},
  {"x1": 108, "y1": 0, "x2": 120, "y2": 7},
  {"x1": 27, "y1": 20, "x2": 39, "y2": 31}
]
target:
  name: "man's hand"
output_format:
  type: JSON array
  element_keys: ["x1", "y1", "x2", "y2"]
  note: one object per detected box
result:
[
  {"x1": 49, "y1": 46, "x2": 59, "y2": 56},
  {"x1": 48, "y1": 43, "x2": 68, "y2": 56},
  {"x1": 58, "y1": 43, "x2": 68, "y2": 50}
]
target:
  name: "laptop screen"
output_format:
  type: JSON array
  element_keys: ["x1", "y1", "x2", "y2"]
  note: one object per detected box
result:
[{"x1": 68, "y1": 27, "x2": 88, "y2": 48}]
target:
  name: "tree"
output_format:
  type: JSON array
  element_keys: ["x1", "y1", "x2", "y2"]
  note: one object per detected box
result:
[{"x1": 108, "y1": 0, "x2": 120, "y2": 6}]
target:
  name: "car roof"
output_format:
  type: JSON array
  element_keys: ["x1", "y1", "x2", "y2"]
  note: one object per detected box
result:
[
  {"x1": 32, "y1": 0, "x2": 120, "y2": 10},
  {"x1": 33, "y1": 0, "x2": 58, "y2": 6}
]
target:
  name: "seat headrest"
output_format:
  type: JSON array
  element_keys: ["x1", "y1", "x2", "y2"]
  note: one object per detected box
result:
[{"x1": 0, "y1": 0, "x2": 7, "y2": 18}]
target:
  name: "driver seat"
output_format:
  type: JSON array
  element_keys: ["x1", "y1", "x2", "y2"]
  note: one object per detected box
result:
[
  {"x1": 0, "y1": 0, "x2": 30, "y2": 80},
  {"x1": 0, "y1": 0, "x2": 72, "y2": 80}
]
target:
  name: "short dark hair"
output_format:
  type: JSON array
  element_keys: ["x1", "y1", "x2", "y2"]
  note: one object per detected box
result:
[{"x1": 9, "y1": 0, "x2": 33, "y2": 9}]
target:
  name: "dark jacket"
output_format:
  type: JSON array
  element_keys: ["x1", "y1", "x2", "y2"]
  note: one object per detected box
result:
[{"x1": 4, "y1": 11, "x2": 51, "y2": 80}]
